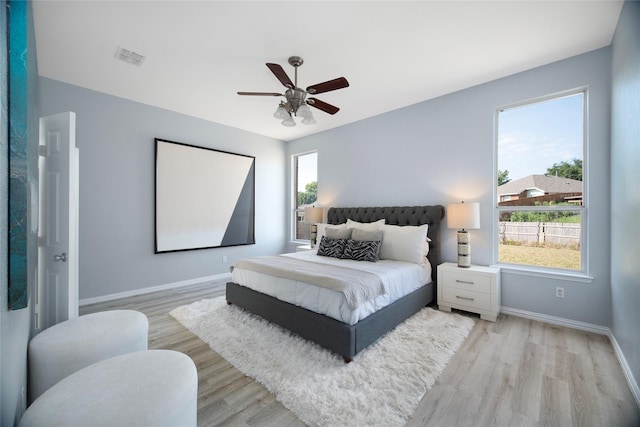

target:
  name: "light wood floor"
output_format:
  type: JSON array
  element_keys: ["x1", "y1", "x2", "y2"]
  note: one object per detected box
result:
[{"x1": 81, "y1": 281, "x2": 640, "y2": 427}]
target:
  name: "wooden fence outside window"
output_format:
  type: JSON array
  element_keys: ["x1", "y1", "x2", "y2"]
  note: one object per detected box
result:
[{"x1": 498, "y1": 222, "x2": 580, "y2": 248}]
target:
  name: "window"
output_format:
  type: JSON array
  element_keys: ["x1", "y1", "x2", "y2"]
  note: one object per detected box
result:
[
  {"x1": 292, "y1": 151, "x2": 317, "y2": 241},
  {"x1": 496, "y1": 90, "x2": 586, "y2": 272}
]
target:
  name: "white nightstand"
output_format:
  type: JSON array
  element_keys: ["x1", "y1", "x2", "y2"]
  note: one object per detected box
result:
[{"x1": 437, "y1": 262, "x2": 501, "y2": 322}]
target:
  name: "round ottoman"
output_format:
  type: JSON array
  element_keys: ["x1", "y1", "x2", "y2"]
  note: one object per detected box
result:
[
  {"x1": 28, "y1": 310, "x2": 148, "y2": 401},
  {"x1": 20, "y1": 350, "x2": 198, "y2": 427}
]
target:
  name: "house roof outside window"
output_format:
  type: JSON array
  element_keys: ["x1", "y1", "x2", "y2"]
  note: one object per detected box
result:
[{"x1": 498, "y1": 175, "x2": 583, "y2": 205}]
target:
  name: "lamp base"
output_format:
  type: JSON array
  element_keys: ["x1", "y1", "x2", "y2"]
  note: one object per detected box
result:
[
  {"x1": 457, "y1": 255, "x2": 471, "y2": 268},
  {"x1": 457, "y1": 230, "x2": 471, "y2": 268},
  {"x1": 310, "y1": 223, "x2": 318, "y2": 248}
]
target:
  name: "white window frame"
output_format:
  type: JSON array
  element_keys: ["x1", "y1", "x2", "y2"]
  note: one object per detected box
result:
[
  {"x1": 291, "y1": 150, "x2": 318, "y2": 243},
  {"x1": 494, "y1": 88, "x2": 589, "y2": 277}
]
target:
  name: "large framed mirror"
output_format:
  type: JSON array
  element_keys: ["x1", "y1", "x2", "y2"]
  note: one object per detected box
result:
[{"x1": 154, "y1": 139, "x2": 255, "y2": 253}]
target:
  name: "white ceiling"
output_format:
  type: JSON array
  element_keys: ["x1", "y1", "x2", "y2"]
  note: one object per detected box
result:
[{"x1": 32, "y1": 1, "x2": 623, "y2": 142}]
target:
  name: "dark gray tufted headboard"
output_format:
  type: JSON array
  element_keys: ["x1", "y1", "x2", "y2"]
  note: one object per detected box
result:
[{"x1": 327, "y1": 205, "x2": 446, "y2": 282}]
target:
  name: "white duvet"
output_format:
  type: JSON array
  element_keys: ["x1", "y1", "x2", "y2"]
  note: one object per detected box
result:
[{"x1": 231, "y1": 250, "x2": 432, "y2": 325}]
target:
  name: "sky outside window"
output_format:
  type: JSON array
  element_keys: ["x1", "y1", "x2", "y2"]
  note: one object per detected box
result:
[
  {"x1": 498, "y1": 93, "x2": 583, "y2": 181},
  {"x1": 297, "y1": 152, "x2": 317, "y2": 191}
]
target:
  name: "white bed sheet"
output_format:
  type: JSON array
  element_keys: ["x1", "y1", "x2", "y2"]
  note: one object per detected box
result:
[{"x1": 231, "y1": 250, "x2": 432, "y2": 325}]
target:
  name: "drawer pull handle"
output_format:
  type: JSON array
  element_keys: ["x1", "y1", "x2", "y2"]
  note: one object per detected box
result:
[
  {"x1": 456, "y1": 295, "x2": 475, "y2": 301},
  {"x1": 456, "y1": 279, "x2": 475, "y2": 285}
]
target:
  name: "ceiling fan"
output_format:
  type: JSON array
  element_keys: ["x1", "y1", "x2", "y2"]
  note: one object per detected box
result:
[{"x1": 237, "y1": 56, "x2": 349, "y2": 126}]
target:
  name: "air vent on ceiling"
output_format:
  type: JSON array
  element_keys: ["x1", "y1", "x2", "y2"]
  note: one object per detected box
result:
[{"x1": 114, "y1": 47, "x2": 145, "y2": 67}]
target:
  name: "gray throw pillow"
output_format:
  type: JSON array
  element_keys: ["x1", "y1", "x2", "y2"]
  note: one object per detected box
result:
[
  {"x1": 326, "y1": 227, "x2": 353, "y2": 239},
  {"x1": 351, "y1": 228, "x2": 383, "y2": 242}
]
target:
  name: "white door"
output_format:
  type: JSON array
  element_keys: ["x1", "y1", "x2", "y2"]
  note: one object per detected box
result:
[{"x1": 36, "y1": 112, "x2": 79, "y2": 331}]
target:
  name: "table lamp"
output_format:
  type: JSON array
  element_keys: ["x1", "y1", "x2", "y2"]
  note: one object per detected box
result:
[
  {"x1": 447, "y1": 202, "x2": 480, "y2": 268},
  {"x1": 304, "y1": 206, "x2": 323, "y2": 248}
]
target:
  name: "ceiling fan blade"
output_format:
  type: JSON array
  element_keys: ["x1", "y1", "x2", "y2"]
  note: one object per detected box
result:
[
  {"x1": 307, "y1": 98, "x2": 340, "y2": 115},
  {"x1": 237, "y1": 92, "x2": 282, "y2": 96},
  {"x1": 266, "y1": 63, "x2": 294, "y2": 89},
  {"x1": 306, "y1": 77, "x2": 349, "y2": 95}
]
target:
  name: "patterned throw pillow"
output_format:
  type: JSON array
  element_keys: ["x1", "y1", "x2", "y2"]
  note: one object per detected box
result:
[
  {"x1": 342, "y1": 239, "x2": 381, "y2": 262},
  {"x1": 317, "y1": 236, "x2": 347, "y2": 258}
]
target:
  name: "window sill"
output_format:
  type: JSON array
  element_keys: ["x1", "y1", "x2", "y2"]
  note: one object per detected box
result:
[
  {"x1": 493, "y1": 264, "x2": 594, "y2": 283},
  {"x1": 290, "y1": 240, "x2": 311, "y2": 245}
]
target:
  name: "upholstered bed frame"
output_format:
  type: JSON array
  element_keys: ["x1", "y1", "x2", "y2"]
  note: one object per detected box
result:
[{"x1": 226, "y1": 205, "x2": 446, "y2": 362}]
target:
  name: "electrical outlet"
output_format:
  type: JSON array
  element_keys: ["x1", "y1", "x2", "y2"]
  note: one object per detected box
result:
[
  {"x1": 555, "y1": 287, "x2": 565, "y2": 298},
  {"x1": 222, "y1": 255, "x2": 228, "y2": 263}
]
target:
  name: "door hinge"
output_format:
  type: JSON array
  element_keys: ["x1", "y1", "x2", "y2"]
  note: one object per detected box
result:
[{"x1": 38, "y1": 145, "x2": 47, "y2": 157}]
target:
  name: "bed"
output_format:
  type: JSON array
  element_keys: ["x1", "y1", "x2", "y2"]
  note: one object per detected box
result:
[{"x1": 226, "y1": 205, "x2": 445, "y2": 362}]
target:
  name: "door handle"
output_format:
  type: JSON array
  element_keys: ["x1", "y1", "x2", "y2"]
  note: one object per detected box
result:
[{"x1": 54, "y1": 253, "x2": 68, "y2": 262}]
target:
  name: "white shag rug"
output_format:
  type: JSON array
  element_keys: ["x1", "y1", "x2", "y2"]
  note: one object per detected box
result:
[{"x1": 170, "y1": 297, "x2": 474, "y2": 427}]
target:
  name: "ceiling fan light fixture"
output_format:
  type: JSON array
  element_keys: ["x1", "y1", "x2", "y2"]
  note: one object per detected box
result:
[
  {"x1": 297, "y1": 104, "x2": 312, "y2": 118},
  {"x1": 273, "y1": 104, "x2": 290, "y2": 120},
  {"x1": 301, "y1": 113, "x2": 316, "y2": 125},
  {"x1": 281, "y1": 116, "x2": 296, "y2": 127}
]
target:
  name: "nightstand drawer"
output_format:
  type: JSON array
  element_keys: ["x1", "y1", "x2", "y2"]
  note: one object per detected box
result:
[
  {"x1": 442, "y1": 287, "x2": 491, "y2": 311},
  {"x1": 440, "y1": 270, "x2": 491, "y2": 294}
]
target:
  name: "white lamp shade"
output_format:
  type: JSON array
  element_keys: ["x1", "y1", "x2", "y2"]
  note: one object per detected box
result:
[
  {"x1": 274, "y1": 105, "x2": 290, "y2": 120},
  {"x1": 301, "y1": 114, "x2": 316, "y2": 125},
  {"x1": 297, "y1": 104, "x2": 312, "y2": 118},
  {"x1": 281, "y1": 116, "x2": 296, "y2": 127},
  {"x1": 447, "y1": 202, "x2": 480, "y2": 230},
  {"x1": 303, "y1": 206, "x2": 323, "y2": 224}
]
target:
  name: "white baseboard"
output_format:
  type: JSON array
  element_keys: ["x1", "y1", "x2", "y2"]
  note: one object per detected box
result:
[
  {"x1": 501, "y1": 306, "x2": 640, "y2": 409},
  {"x1": 79, "y1": 273, "x2": 231, "y2": 306},
  {"x1": 500, "y1": 306, "x2": 609, "y2": 335},
  {"x1": 608, "y1": 331, "x2": 640, "y2": 409}
]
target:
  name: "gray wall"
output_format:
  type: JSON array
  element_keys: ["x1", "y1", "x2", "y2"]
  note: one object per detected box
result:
[
  {"x1": 288, "y1": 47, "x2": 612, "y2": 327},
  {"x1": 611, "y1": 0, "x2": 640, "y2": 399},
  {"x1": 38, "y1": 78, "x2": 288, "y2": 300}
]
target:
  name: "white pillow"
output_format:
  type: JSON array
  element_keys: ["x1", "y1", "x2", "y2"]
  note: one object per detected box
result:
[
  {"x1": 346, "y1": 218, "x2": 385, "y2": 231},
  {"x1": 379, "y1": 224, "x2": 429, "y2": 265},
  {"x1": 316, "y1": 223, "x2": 347, "y2": 244}
]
